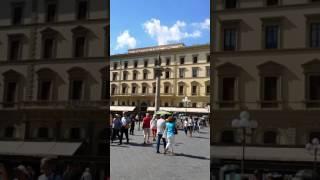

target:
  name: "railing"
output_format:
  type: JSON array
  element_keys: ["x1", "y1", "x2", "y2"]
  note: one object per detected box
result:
[{"x1": 0, "y1": 100, "x2": 109, "y2": 110}]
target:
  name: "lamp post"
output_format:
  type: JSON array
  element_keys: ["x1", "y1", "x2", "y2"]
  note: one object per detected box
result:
[
  {"x1": 153, "y1": 54, "x2": 163, "y2": 113},
  {"x1": 231, "y1": 111, "x2": 258, "y2": 179},
  {"x1": 182, "y1": 96, "x2": 191, "y2": 116},
  {"x1": 306, "y1": 138, "x2": 320, "y2": 179}
]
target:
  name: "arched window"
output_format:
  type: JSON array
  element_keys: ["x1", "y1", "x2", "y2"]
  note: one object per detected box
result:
[
  {"x1": 191, "y1": 81, "x2": 200, "y2": 96},
  {"x1": 111, "y1": 84, "x2": 117, "y2": 95},
  {"x1": 142, "y1": 83, "x2": 149, "y2": 94},
  {"x1": 163, "y1": 82, "x2": 171, "y2": 94},
  {"x1": 121, "y1": 83, "x2": 129, "y2": 94},
  {"x1": 131, "y1": 83, "x2": 138, "y2": 94},
  {"x1": 178, "y1": 82, "x2": 186, "y2": 96},
  {"x1": 263, "y1": 131, "x2": 277, "y2": 144},
  {"x1": 36, "y1": 68, "x2": 58, "y2": 101},
  {"x1": 2, "y1": 70, "x2": 23, "y2": 107},
  {"x1": 67, "y1": 67, "x2": 88, "y2": 101},
  {"x1": 221, "y1": 130, "x2": 235, "y2": 143}
]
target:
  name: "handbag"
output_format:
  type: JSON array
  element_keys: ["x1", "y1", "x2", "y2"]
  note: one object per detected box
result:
[
  {"x1": 162, "y1": 128, "x2": 167, "y2": 139},
  {"x1": 174, "y1": 127, "x2": 178, "y2": 135}
]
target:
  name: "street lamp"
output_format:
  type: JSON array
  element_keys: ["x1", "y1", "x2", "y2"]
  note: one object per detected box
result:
[
  {"x1": 153, "y1": 54, "x2": 163, "y2": 113},
  {"x1": 182, "y1": 96, "x2": 191, "y2": 116},
  {"x1": 231, "y1": 111, "x2": 258, "y2": 179},
  {"x1": 306, "y1": 138, "x2": 320, "y2": 179}
]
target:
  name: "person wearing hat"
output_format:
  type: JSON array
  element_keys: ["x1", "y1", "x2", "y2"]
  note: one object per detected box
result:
[{"x1": 111, "y1": 114, "x2": 122, "y2": 143}]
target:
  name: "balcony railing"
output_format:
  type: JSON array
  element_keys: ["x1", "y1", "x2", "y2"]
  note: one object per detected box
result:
[{"x1": 0, "y1": 100, "x2": 109, "y2": 110}]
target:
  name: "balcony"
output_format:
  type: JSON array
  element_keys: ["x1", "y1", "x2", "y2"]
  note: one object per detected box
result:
[{"x1": 0, "y1": 100, "x2": 109, "y2": 110}]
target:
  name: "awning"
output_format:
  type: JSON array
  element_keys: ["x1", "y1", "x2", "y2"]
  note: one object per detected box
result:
[
  {"x1": 110, "y1": 106, "x2": 136, "y2": 112},
  {"x1": 0, "y1": 141, "x2": 82, "y2": 157},
  {"x1": 211, "y1": 146, "x2": 315, "y2": 162},
  {"x1": 147, "y1": 107, "x2": 209, "y2": 113}
]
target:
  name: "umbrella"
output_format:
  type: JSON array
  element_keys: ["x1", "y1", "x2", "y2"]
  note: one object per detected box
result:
[{"x1": 155, "y1": 111, "x2": 172, "y2": 115}]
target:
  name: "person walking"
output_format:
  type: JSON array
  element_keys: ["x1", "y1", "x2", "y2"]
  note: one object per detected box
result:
[
  {"x1": 129, "y1": 114, "x2": 135, "y2": 135},
  {"x1": 183, "y1": 118, "x2": 188, "y2": 136},
  {"x1": 142, "y1": 113, "x2": 151, "y2": 144},
  {"x1": 111, "y1": 114, "x2": 122, "y2": 143},
  {"x1": 150, "y1": 115, "x2": 157, "y2": 141},
  {"x1": 80, "y1": 168, "x2": 92, "y2": 180},
  {"x1": 156, "y1": 114, "x2": 167, "y2": 153},
  {"x1": 119, "y1": 112, "x2": 130, "y2": 145},
  {"x1": 187, "y1": 115, "x2": 194, "y2": 137},
  {"x1": 164, "y1": 116, "x2": 177, "y2": 155}
]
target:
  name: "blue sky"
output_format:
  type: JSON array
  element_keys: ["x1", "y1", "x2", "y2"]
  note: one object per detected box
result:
[{"x1": 111, "y1": 0, "x2": 210, "y2": 55}]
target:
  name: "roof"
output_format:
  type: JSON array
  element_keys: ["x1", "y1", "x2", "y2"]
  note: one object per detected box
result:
[{"x1": 147, "y1": 107, "x2": 209, "y2": 113}]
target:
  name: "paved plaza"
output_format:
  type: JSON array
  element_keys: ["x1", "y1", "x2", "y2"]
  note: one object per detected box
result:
[{"x1": 110, "y1": 125, "x2": 210, "y2": 180}]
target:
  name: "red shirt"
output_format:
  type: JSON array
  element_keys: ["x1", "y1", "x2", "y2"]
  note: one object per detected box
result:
[{"x1": 142, "y1": 116, "x2": 151, "y2": 128}]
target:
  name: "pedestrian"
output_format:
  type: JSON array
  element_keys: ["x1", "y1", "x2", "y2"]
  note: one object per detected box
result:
[
  {"x1": 13, "y1": 165, "x2": 30, "y2": 180},
  {"x1": 156, "y1": 114, "x2": 167, "y2": 153},
  {"x1": 183, "y1": 118, "x2": 188, "y2": 136},
  {"x1": 119, "y1": 112, "x2": 130, "y2": 145},
  {"x1": 38, "y1": 158, "x2": 62, "y2": 180},
  {"x1": 187, "y1": 115, "x2": 193, "y2": 137},
  {"x1": 80, "y1": 168, "x2": 92, "y2": 180},
  {"x1": 111, "y1": 114, "x2": 122, "y2": 143},
  {"x1": 150, "y1": 115, "x2": 157, "y2": 141},
  {"x1": 164, "y1": 116, "x2": 177, "y2": 155},
  {"x1": 142, "y1": 113, "x2": 151, "y2": 144},
  {"x1": 129, "y1": 114, "x2": 135, "y2": 135},
  {"x1": 0, "y1": 163, "x2": 9, "y2": 180}
]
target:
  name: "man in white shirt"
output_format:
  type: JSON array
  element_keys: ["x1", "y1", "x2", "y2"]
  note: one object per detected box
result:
[
  {"x1": 156, "y1": 114, "x2": 167, "y2": 153},
  {"x1": 119, "y1": 111, "x2": 130, "y2": 145}
]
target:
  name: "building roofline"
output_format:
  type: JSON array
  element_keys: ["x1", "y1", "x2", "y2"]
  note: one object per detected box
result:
[{"x1": 110, "y1": 43, "x2": 210, "y2": 60}]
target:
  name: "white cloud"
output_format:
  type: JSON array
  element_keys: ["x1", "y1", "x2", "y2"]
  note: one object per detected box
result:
[
  {"x1": 192, "y1": 18, "x2": 210, "y2": 30},
  {"x1": 143, "y1": 18, "x2": 202, "y2": 45},
  {"x1": 115, "y1": 30, "x2": 137, "y2": 50}
]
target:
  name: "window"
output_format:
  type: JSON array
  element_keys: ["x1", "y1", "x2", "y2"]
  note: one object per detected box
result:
[
  {"x1": 123, "y1": 71, "x2": 128, "y2": 80},
  {"x1": 261, "y1": 76, "x2": 278, "y2": 108},
  {"x1": 164, "y1": 103, "x2": 169, "y2": 107},
  {"x1": 266, "y1": 0, "x2": 279, "y2": 6},
  {"x1": 111, "y1": 101, "x2": 115, "y2": 105},
  {"x1": 165, "y1": 71, "x2": 170, "y2": 79},
  {"x1": 111, "y1": 86, "x2": 116, "y2": 95},
  {"x1": 38, "y1": 127, "x2": 49, "y2": 138},
  {"x1": 74, "y1": 36, "x2": 86, "y2": 57},
  {"x1": 264, "y1": 25, "x2": 279, "y2": 49},
  {"x1": 143, "y1": 71, "x2": 148, "y2": 80},
  {"x1": 222, "y1": 77, "x2": 235, "y2": 101},
  {"x1": 192, "y1": 85, "x2": 197, "y2": 95},
  {"x1": 193, "y1": 56, "x2": 198, "y2": 64},
  {"x1": 191, "y1": 103, "x2": 196, "y2": 107},
  {"x1": 206, "y1": 66, "x2": 210, "y2": 77},
  {"x1": 308, "y1": 75, "x2": 320, "y2": 107},
  {"x1": 77, "y1": 0, "x2": 88, "y2": 20},
  {"x1": 310, "y1": 23, "x2": 320, "y2": 48},
  {"x1": 192, "y1": 67, "x2": 198, "y2": 78},
  {"x1": 12, "y1": 4, "x2": 23, "y2": 25},
  {"x1": 122, "y1": 86, "x2": 126, "y2": 94},
  {"x1": 133, "y1": 71, "x2": 137, "y2": 80},
  {"x1": 70, "y1": 80, "x2": 83, "y2": 100},
  {"x1": 225, "y1": 0, "x2": 237, "y2": 9},
  {"x1": 144, "y1": 60, "x2": 148, "y2": 67},
  {"x1": 3, "y1": 82, "x2": 17, "y2": 107},
  {"x1": 134, "y1": 61, "x2": 138, "y2": 68},
  {"x1": 166, "y1": 58, "x2": 170, "y2": 65},
  {"x1": 164, "y1": 85, "x2": 170, "y2": 94},
  {"x1": 70, "y1": 128, "x2": 81, "y2": 139},
  {"x1": 46, "y1": 1, "x2": 57, "y2": 22},
  {"x1": 179, "y1": 68, "x2": 185, "y2": 78},
  {"x1": 112, "y1": 72, "x2": 117, "y2": 81},
  {"x1": 179, "y1": 102, "x2": 184, "y2": 107},
  {"x1": 206, "y1": 85, "x2": 210, "y2": 95},
  {"x1": 180, "y1": 57, "x2": 185, "y2": 64},
  {"x1": 4, "y1": 127, "x2": 14, "y2": 138},
  {"x1": 153, "y1": 86, "x2": 156, "y2": 94},
  {"x1": 309, "y1": 132, "x2": 320, "y2": 142},
  {"x1": 38, "y1": 80, "x2": 52, "y2": 101},
  {"x1": 8, "y1": 36, "x2": 22, "y2": 61},
  {"x1": 132, "y1": 102, "x2": 135, "y2": 106},
  {"x1": 179, "y1": 85, "x2": 184, "y2": 95},
  {"x1": 142, "y1": 86, "x2": 147, "y2": 94},
  {"x1": 207, "y1": 55, "x2": 210, "y2": 63},
  {"x1": 43, "y1": 37, "x2": 55, "y2": 59},
  {"x1": 221, "y1": 130, "x2": 235, "y2": 143},
  {"x1": 223, "y1": 28, "x2": 237, "y2": 50},
  {"x1": 124, "y1": 61, "x2": 128, "y2": 69},
  {"x1": 113, "y1": 62, "x2": 118, "y2": 70},
  {"x1": 132, "y1": 86, "x2": 136, "y2": 94},
  {"x1": 122, "y1": 101, "x2": 125, "y2": 106},
  {"x1": 263, "y1": 131, "x2": 277, "y2": 144}
]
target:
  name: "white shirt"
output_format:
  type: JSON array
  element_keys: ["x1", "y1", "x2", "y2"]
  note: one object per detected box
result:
[
  {"x1": 184, "y1": 120, "x2": 188, "y2": 127},
  {"x1": 121, "y1": 117, "x2": 128, "y2": 126},
  {"x1": 156, "y1": 118, "x2": 166, "y2": 135},
  {"x1": 188, "y1": 118, "x2": 193, "y2": 126},
  {"x1": 150, "y1": 118, "x2": 157, "y2": 129}
]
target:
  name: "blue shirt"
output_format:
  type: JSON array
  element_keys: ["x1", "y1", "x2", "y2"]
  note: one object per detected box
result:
[{"x1": 166, "y1": 121, "x2": 176, "y2": 138}]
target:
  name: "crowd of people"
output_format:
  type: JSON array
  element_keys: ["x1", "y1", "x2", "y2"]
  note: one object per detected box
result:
[
  {"x1": 110, "y1": 111, "x2": 207, "y2": 155},
  {"x1": 0, "y1": 158, "x2": 107, "y2": 180}
]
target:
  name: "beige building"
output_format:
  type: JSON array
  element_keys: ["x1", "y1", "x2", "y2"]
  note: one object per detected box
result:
[
  {"x1": 110, "y1": 43, "x2": 210, "y2": 114},
  {"x1": 211, "y1": 0, "x2": 320, "y2": 177},
  {"x1": 0, "y1": 0, "x2": 108, "y2": 178}
]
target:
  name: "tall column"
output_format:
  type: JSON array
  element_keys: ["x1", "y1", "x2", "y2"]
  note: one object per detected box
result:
[{"x1": 155, "y1": 70, "x2": 161, "y2": 111}]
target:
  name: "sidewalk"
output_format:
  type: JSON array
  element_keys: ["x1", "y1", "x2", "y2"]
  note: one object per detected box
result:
[{"x1": 110, "y1": 126, "x2": 210, "y2": 180}]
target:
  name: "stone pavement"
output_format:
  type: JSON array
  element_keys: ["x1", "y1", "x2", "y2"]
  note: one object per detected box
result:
[{"x1": 110, "y1": 125, "x2": 210, "y2": 180}]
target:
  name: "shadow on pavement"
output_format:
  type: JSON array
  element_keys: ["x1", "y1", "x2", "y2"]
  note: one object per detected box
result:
[
  {"x1": 128, "y1": 142, "x2": 154, "y2": 147},
  {"x1": 174, "y1": 153, "x2": 210, "y2": 160},
  {"x1": 192, "y1": 136, "x2": 210, "y2": 139},
  {"x1": 110, "y1": 144, "x2": 130, "y2": 148}
]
